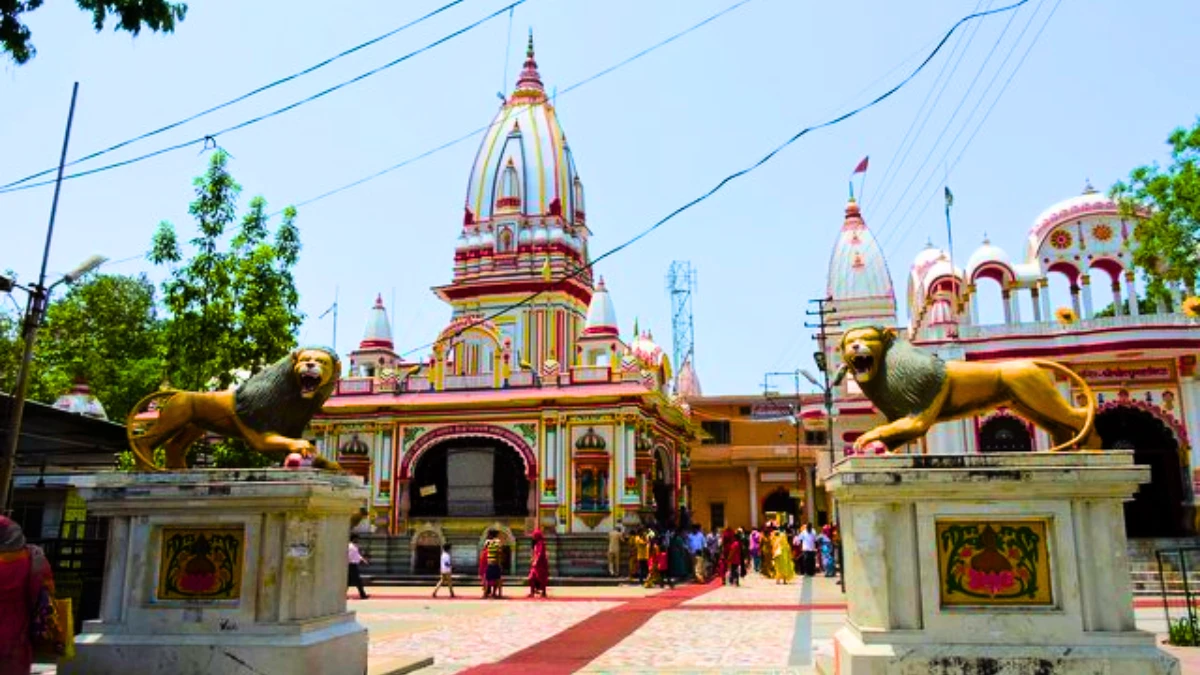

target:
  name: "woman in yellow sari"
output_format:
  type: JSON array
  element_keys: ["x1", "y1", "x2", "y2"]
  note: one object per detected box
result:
[{"x1": 772, "y1": 530, "x2": 795, "y2": 584}]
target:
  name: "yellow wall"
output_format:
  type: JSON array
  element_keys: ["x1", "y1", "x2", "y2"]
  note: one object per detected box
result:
[{"x1": 690, "y1": 467, "x2": 749, "y2": 531}]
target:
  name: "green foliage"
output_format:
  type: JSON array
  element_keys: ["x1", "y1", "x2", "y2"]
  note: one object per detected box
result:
[
  {"x1": 1168, "y1": 615, "x2": 1200, "y2": 646},
  {"x1": 149, "y1": 150, "x2": 304, "y2": 468},
  {"x1": 1093, "y1": 296, "x2": 1157, "y2": 319},
  {"x1": 208, "y1": 439, "x2": 281, "y2": 469},
  {"x1": 1111, "y1": 118, "x2": 1200, "y2": 306},
  {"x1": 0, "y1": 273, "x2": 163, "y2": 421},
  {"x1": 1, "y1": 0, "x2": 187, "y2": 64}
]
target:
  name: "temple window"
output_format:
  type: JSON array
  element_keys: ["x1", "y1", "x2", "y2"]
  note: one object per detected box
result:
[
  {"x1": 497, "y1": 162, "x2": 521, "y2": 209},
  {"x1": 497, "y1": 227, "x2": 514, "y2": 253},
  {"x1": 573, "y1": 177, "x2": 585, "y2": 218},
  {"x1": 573, "y1": 427, "x2": 610, "y2": 513}
]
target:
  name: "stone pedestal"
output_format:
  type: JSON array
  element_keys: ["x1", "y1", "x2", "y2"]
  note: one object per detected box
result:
[
  {"x1": 822, "y1": 452, "x2": 1179, "y2": 675},
  {"x1": 61, "y1": 469, "x2": 369, "y2": 675}
]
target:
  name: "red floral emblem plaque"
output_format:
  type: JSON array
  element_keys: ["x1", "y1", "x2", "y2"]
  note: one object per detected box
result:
[
  {"x1": 936, "y1": 520, "x2": 1052, "y2": 606},
  {"x1": 157, "y1": 526, "x2": 244, "y2": 601}
]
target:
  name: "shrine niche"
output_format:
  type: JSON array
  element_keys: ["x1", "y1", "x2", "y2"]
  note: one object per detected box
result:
[
  {"x1": 338, "y1": 434, "x2": 371, "y2": 482},
  {"x1": 573, "y1": 427, "x2": 611, "y2": 529}
]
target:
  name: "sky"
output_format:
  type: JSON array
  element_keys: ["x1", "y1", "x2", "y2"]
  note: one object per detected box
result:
[{"x1": 2, "y1": 0, "x2": 1198, "y2": 396}]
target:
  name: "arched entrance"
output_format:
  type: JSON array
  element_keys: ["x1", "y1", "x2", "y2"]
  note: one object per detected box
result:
[
  {"x1": 762, "y1": 487, "x2": 800, "y2": 527},
  {"x1": 409, "y1": 436, "x2": 530, "y2": 518},
  {"x1": 1096, "y1": 403, "x2": 1186, "y2": 538},
  {"x1": 978, "y1": 414, "x2": 1033, "y2": 452}
]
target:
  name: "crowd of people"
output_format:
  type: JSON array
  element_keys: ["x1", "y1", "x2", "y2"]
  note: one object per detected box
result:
[{"x1": 613, "y1": 519, "x2": 840, "y2": 588}]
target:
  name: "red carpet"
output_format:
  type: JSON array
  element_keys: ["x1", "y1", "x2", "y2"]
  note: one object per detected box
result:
[{"x1": 460, "y1": 580, "x2": 721, "y2": 675}]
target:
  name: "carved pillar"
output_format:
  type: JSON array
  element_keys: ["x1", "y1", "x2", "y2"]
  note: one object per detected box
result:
[
  {"x1": 1008, "y1": 283, "x2": 1022, "y2": 323},
  {"x1": 1039, "y1": 278, "x2": 1052, "y2": 321},
  {"x1": 1111, "y1": 281, "x2": 1123, "y2": 316},
  {"x1": 748, "y1": 465, "x2": 759, "y2": 527},
  {"x1": 1030, "y1": 286, "x2": 1042, "y2": 322},
  {"x1": 1126, "y1": 271, "x2": 1140, "y2": 316},
  {"x1": 1080, "y1": 274, "x2": 1094, "y2": 319},
  {"x1": 1070, "y1": 285, "x2": 1082, "y2": 318},
  {"x1": 1001, "y1": 290, "x2": 1013, "y2": 324}
]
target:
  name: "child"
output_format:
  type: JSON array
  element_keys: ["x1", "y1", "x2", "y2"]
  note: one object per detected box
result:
[
  {"x1": 484, "y1": 529, "x2": 504, "y2": 599},
  {"x1": 432, "y1": 543, "x2": 455, "y2": 598}
]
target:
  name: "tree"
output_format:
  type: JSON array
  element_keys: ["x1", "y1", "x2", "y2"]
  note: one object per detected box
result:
[
  {"x1": 0, "y1": 273, "x2": 162, "y2": 421},
  {"x1": 2, "y1": 0, "x2": 187, "y2": 65},
  {"x1": 149, "y1": 150, "x2": 304, "y2": 467},
  {"x1": 1110, "y1": 118, "x2": 1200, "y2": 307}
]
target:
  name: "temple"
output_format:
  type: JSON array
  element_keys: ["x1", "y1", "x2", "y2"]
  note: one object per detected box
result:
[{"x1": 313, "y1": 37, "x2": 699, "y2": 571}]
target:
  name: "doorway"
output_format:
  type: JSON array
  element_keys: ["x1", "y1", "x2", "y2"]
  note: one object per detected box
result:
[{"x1": 1095, "y1": 404, "x2": 1186, "y2": 538}]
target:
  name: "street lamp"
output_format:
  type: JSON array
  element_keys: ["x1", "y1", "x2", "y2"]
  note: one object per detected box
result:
[{"x1": 0, "y1": 254, "x2": 107, "y2": 511}]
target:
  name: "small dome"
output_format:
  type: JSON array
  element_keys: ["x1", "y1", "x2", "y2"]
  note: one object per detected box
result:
[
  {"x1": 575, "y1": 427, "x2": 607, "y2": 451},
  {"x1": 583, "y1": 276, "x2": 619, "y2": 336},
  {"x1": 1027, "y1": 187, "x2": 1120, "y2": 258},
  {"x1": 907, "y1": 242, "x2": 949, "y2": 316},
  {"x1": 339, "y1": 435, "x2": 369, "y2": 455},
  {"x1": 53, "y1": 380, "x2": 107, "y2": 420},
  {"x1": 921, "y1": 258, "x2": 963, "y2": 296},
  {"x1": 676, "y1": 356, "x2": 702, "y2": 397},
  {"x1": 361, "y1": 294, "x2": 393, "y2": 349},
  {"x1": 965, "y1": 235, "x2": 1012, "y2": 280},
  {"x1": 629, "y1": 330, "x2": 665, "y2": 368},
  {"x1": 533, "y1": 226, "x2": 548, "y2": 242}
]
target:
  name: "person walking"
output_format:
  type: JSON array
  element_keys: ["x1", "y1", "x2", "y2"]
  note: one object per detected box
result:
[
  {"x1": 799, "y1": 524, "x2": 818, "y2": 577},
  {"x1": 607, "y1": 525, "x2": 623, "y2": 577},
  {"x1": 726, "y1": 531, "x2": 743, "y2": 587},
  {"x1": 655, "y1": 537, "x2": 674, "y2": 589},
  {"x1": 1, "y1": 516, "x2": 63, "y2": 675},
  {"x1": 818, "y1": 525, "x2": 837, "y2": 578},
  {"x1": 634, "y1": 528, "x2": 650, "y2": 585},
  {"x1": 484, "y1": 530, "x2": 505, "y2": 599},
  {"x1": 687, "y1": 525, "x2": 706, "y2": 582},
  {"x1": 347, "y1": 534, "x2": 369, "y2": 599},
  {"x1": 771, "y1": 529, "x2": 795, "y2": 584},
  {"x1": 432, "y1": 543, "x2": 456, "y2": 598},
  {"x1": 527, "y1": 530, "x2": 550, "y2": 598}
]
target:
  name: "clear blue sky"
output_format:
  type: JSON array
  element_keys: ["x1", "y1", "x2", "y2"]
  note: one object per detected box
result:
[{"x1": 2, "y1": 0, "x2": 1198, "y2": 395}]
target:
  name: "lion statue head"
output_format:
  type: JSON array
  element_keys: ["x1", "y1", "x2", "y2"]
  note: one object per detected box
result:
[
  {"x1": 839, "y1": 325, "x2": 947, "y2": 422},
  {"x1": 840, "y1": 325, "x2": 894, "y2": 384},
  {"x1": 235, "y1": 346, "x2": 341, "y2": 438}
]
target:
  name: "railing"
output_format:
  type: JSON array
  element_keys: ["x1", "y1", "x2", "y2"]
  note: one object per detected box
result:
[
  {"x1": 958, "y1": 313, "x2": 1199, "y2": 340},
  {"x1": 1155, "y1": 546, "x2": 1200, "y2": 645},
  {"x1": 29, "y1": 537, "x2": 107, "y2": 632}
]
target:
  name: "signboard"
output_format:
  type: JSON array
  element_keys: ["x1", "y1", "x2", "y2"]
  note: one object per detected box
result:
[
  {"x1": 419, "y1": 484, "x2": 438, "y2": 497},
  {"x1": 751, "y1": 402, "x2": 794, "y2": 420},
  {"x1": 1072, "y1": 361, "x2": 1174, "y2": 385}
]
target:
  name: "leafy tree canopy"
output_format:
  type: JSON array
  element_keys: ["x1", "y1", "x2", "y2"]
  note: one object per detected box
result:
[
  {"x1": 149, "y1": 149, "x2": 303, "y2": 467},
  {"x1": 1111, "y1": 118, "x2": 1200, "y2": 306},
  {"x1": 2, "y1": 0, "x2": 187, "y2": 64}
]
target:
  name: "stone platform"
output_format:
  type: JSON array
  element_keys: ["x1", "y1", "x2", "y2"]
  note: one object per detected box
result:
[
  {"x1": 822, "y1": 451, "x2": 1180, "y2": 675},
  {"x1": 60, "y1": 469, "x2": 371, "y2": 675}
]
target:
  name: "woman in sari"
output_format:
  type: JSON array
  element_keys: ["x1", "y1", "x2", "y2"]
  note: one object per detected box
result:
[
  {"x1": 527, "y1": 530, "x2": 550, "y2": 597},
  {"x1": 0, "y1": 515, "x2": 59, "y2": 675},
  {"x1": 818, "y1": 525, "x2": 837, "y2": 577},
  {"x1": 772, "y1": 530, "x2": 795, "y2": 584},
  {"x1": 760, "y1": 527, "x2": 775, "y2": 579}
]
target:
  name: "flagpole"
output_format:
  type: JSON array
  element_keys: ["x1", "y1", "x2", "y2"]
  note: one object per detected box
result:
[
  {"x1": 944, "y1": 187, "x2": 959, "y2": 334},
  {"x1": 333, "y1": 286, "x2": 339, "y2": 355},
  {"x1": 859, "y1": 170, "x2": 869, "y2": 206}
]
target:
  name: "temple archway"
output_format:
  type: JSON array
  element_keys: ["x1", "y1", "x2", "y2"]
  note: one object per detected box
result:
[
  {"x1": 1096, "y1": 403, "x2": 1187, "y2": 538},
  {"x1": 652, "y1": 445, "x2": 675, "y2": 528},
  {"x1": 408, "y1": 436, "x2": 531, "y2": 519},
  {"x1": 762, "y1": 487, "x2": 800, "y2": 527},
  {"x1": 978, "y1": 413, "x2": 1033, "y2": 452}
]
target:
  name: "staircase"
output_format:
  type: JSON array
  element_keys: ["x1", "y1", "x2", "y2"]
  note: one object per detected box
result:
[{"x1": 1128, "y1": 538, "x2": 1200, "y2": 596}]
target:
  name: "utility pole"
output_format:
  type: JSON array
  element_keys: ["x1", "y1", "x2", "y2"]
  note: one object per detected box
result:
[
  {"x1": 762, "y1": 369, "x2": 806, "y2": 526},
  {"x1": 1, "y1": 83, "x2": 81, "y2": 512},
  {"x1": 805, "y1": 295, "x2": 844, "y2": 592}
]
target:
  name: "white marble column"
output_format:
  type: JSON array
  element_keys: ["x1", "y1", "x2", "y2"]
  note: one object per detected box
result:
[
  {"x1": 1030, "y1": 286, "x2": 1043, "y2": 322},
  {"x1": 747, "y1": 465, "x2": 759, "y2": 527},
  {"x1": 1001, "y1": 290, "x2": 1013, "y2": 324},
  {"x1": 1039, "y1": 278, "x2": 1052, "y2": 321},
  {"x1": 1070, "y1": 285, "x2": 1083, "y2": 318},
  {"x1": 1081, "y1": 274, "x2": 1094, "y2": 319},
  {"x1": 1126, "y1": 271, "x2": 1140, "y2": 316},
  {"x1": 1112, "y1": 281, "x2": 1124, "y2": 316}
]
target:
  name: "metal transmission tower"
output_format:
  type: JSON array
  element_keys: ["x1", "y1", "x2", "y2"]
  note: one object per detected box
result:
[{"x1": 666, "y1": 261, "x2": 697, "y2": 388}]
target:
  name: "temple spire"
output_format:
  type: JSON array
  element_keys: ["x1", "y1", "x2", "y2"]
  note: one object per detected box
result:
[{"x1": 513, "y1": 29, "x2": 545, "y2": 99}]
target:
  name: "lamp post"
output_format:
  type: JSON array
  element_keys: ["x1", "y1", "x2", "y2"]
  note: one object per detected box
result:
[{"x1": 1, "y1": 255, "x2": 107, "y2": 511}]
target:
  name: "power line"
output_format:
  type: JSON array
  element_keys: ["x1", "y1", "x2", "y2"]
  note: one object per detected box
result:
[
  {"x1": 0, "y1": 0, "x2": 526, "y2": 195},
  {"x1": 868, "y1": 0, "x2": 988, "y2": 213},
  {"x1": 881, "y1": 0, "x2": 1056, "y2": 252},
  {"x1": 393, "y1": 0, "x2": 1032, "y2": 359},
  {"x1": 875, "y1": 0, "x2": 1024, "y2": 242},
  {"x1": 275, "y1": 0, "x2": 755, "y2": 216},
  {"x1": 0, "y1": 0, "x2": 472, "y2": 191}
]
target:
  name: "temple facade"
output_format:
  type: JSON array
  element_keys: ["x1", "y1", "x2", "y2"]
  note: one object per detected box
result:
[
  {"x1": 311, "y1": 39, "x2": 699, "y2": 569},
  {"x1": 822, "y1": 185, "x2": 1200, "y2": 538}
]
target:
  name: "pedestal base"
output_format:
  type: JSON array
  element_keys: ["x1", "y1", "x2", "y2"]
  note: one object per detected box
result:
[
  {"x1": 63, "y1": 614, "x2": 366, "y2": 675},
  {"x1": 832, "y1": 626, "x2": 1179, "y2": 675},
  {"x1": 60, "y1": 470, "x2": 373, "y2": 675}
]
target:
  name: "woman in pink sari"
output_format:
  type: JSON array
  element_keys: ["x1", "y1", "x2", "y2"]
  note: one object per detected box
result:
[
  {"x1": 0, "y1": 515, "x2": 58, "y2": 675},
  {"x1": 527, "y1": 529, "x2": 549, "y2": 598}
]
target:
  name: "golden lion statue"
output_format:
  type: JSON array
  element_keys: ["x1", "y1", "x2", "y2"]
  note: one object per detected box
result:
[
  {"x1": 126, "y1": 347, "x2": 341, "y2": 470},
  {"x1": 840, "y1": 326, "x2": 1099, "y2": 453}
]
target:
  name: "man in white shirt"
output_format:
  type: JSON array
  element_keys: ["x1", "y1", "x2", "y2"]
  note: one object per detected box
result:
[
  {"x1": 607, "y1": 525, "x2": 623, "y2": 577},
  {"x1": 432, "y1": 543, "x2": 455, "y2": 598},
  {"x1": 348, "y1": 534, "x2": 369, "y2": 599},
  {"x1": 798, "y1": 524, "x2": 818, "y2": 576}
]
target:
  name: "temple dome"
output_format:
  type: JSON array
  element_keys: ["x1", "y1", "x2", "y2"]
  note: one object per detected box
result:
[
  {"x1": 463, "y1": 34, "x2": 584, "y2": 227},
  {"x1": 965, "y1": 236, "x2": 1012, "y2": 280},
  {"x1": 582, "y1": 276, "x2": 618, "y2": 336},
  {"x1": 629, "y1": 330, "x2": 665, "y2": 368},
  {"x1": 1025, "y1": 182, "x2": 1120, "y2": 259},
  {"x1": 53, "y1": 380, "x2": 107, "y2": 420},
  {"x1": 361, "y1": 294, "x2": 393, "y2": 349},
  {"x1": 827, "y1": 199, "x2": 895, "y2": 304},
  {"x1": 676, "y1": 356, "x2": 702, "y2": 398}
]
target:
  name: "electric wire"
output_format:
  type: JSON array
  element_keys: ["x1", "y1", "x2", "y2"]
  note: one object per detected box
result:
[
  {"x1": 880, "y1": 0, "x2": 1056, "y2": 252},
  {"x1": 0, "y1": 0, "x2": 526, "y2": 195},
  {"x1": 868, "y1": 0, "x2": 988, "y2": 213},
  {"x1": 394, "y1": 0, "x2": 1033, "y2": 359},
  {"x1": 0, "y1": 0, "x2": 472, "y2": 191},
  {"x1": 875, "y1": 0, "x2": 1024, "y2": 243}
]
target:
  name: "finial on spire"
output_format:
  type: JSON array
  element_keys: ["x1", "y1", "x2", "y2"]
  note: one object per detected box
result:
[
  {"x1": 1083, "y1": 178, "x2": 1096, "y2": 194},
  {"x1": 513, "y1": 28, "x2": 545, "y2": 99},
  {"x1": 374, "y1": 293, "x2": 384, "y2": 308},
  {"x1": 982, "y1": 231, "x2": 990, "y2": 245},
  {"x1": 527, "y1": 28, "x2": 535, "y2": 58}
]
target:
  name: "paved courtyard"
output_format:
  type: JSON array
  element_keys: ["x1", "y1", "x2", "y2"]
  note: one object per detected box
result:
[{"x1": 351, "y1": 573, "x2": 1200, "y2": 674}]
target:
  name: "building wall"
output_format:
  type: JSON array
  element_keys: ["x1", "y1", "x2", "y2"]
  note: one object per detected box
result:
[{"x1": 690, "y1": 467, "x2": 749, "y2": 532}]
